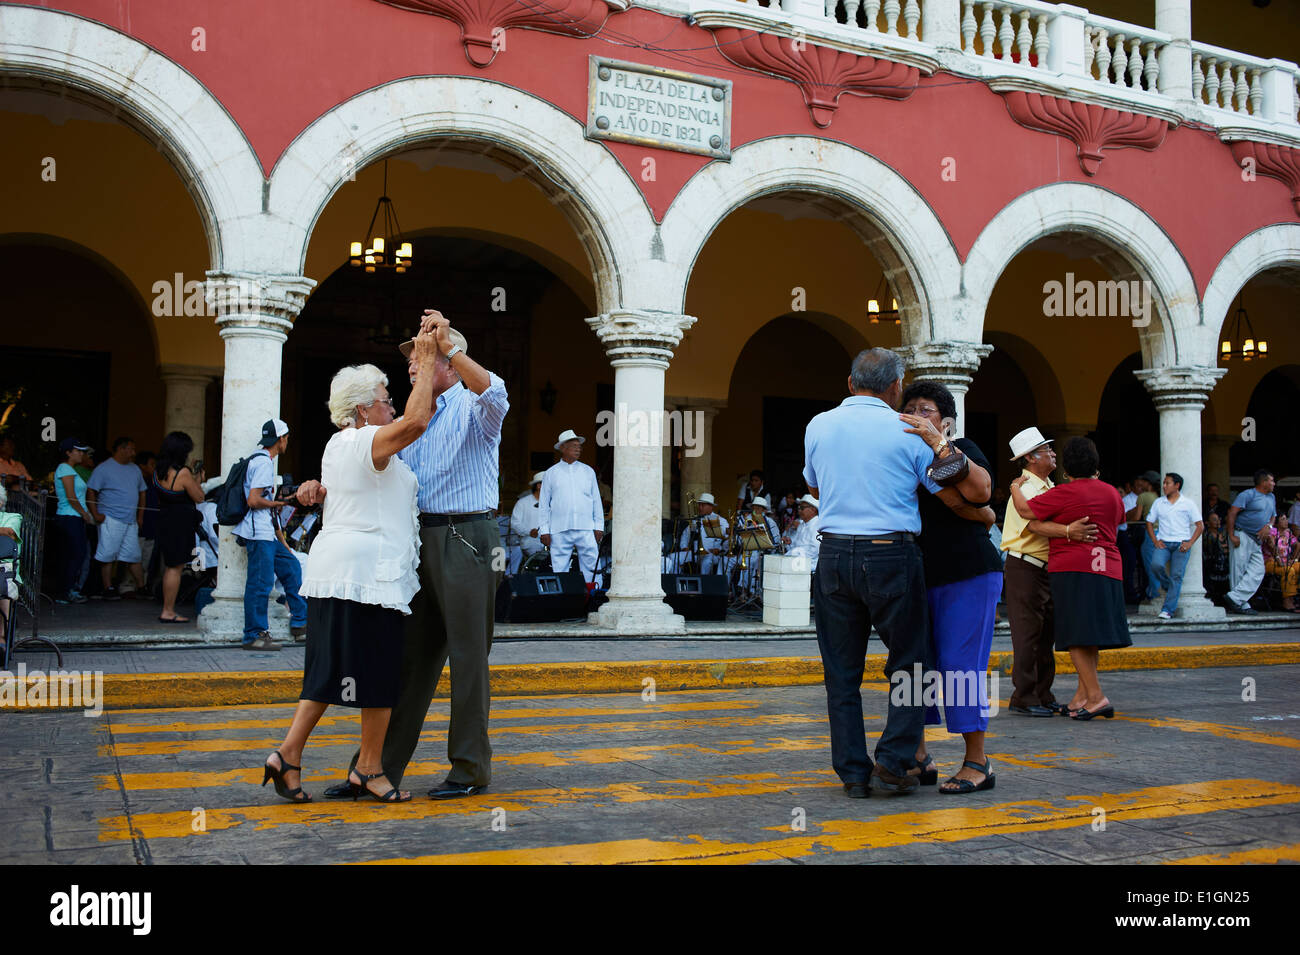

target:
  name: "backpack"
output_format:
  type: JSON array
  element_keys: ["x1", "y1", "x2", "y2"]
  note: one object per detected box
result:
[{"x1": 215, "y1": 450, "x2": 267, "y2": 526}]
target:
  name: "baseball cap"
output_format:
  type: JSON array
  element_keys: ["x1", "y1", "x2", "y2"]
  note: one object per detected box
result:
[
  {"x1": 58, "y1": 437, "x2": 91, "y2": 453},
  {"x1": 259, "y1": 419, "x2": 289, "y2": 448}
]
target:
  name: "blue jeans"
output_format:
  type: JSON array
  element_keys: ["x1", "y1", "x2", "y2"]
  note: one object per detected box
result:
[
  {"x1": 813, "y1": 536, "x2": 929, "y2": 781},
  {"x1": 1140, "y1": 533, "x2": 1161, "y2": 600},
  {"x1": 1148, "y1": 540, "x2": 1191, "y2": 614},
  {"x1": 242, "y1": 538, "x2": 307, "y2": 642}
]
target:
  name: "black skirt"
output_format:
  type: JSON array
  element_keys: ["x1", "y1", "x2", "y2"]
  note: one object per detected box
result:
[
  {"x1": 300, "y1": 597, "x2": 405, "y2": 708},
  {"x1": 1050, "y1": 572, "x2": 1133, "y2": 651}
]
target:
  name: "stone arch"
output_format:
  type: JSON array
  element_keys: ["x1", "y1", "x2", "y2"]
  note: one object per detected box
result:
[
  {"x1": 964, "y1": 183, "x2": 1199, "y2": 369},
  {"x1": 0, "y1": 5, "x2": 264, "y2": 268},
  {"x1": 266, "y1": 76, "x2": 656, "y2": 312},
  {"x1": 1199, "y1": 224, "x2": 1300, "y2": 368},
  {"x1": 661, "y1": 136, "x2": 965, "y2": 343}
]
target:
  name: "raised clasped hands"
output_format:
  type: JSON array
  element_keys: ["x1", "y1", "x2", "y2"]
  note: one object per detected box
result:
[{"x1": 420, "y1": 308, "x2": 452, "y2": 355}]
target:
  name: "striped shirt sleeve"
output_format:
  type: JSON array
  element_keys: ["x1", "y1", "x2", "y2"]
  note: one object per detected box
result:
[{"x1": 471, "y1": 373, "x2": 509, "y2": 440}]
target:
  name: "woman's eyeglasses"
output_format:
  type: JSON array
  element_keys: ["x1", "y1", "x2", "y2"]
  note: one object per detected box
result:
[{"x1": 374, "y1": 397, "x2": 395, "y2": 409}]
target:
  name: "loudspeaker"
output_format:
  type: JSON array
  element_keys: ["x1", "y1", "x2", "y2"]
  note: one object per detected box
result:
[
  {"x1": 496, "y1": 571, "x2": 589, "y2": 623},
  {"x1": 661, "y1": 573, "x2": 729, "y2": 621}
]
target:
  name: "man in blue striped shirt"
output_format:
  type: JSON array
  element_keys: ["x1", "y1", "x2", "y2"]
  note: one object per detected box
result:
[{"x1": 326, "y1": 309, "x2": 508, "y2": 801}]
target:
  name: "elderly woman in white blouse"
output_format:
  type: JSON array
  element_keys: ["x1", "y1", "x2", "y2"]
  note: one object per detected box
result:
[{"x1": 262, "y1": 328, "x2": 438, "y2": 804}]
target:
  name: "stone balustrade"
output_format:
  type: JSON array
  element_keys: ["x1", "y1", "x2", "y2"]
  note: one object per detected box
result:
[{"x1": 653, "y1": 0, "x2": 1300, "y2": 141}]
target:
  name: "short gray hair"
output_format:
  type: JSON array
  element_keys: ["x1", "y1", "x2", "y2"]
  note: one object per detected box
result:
[
  {"x1": 850, "y1": 348, "x2": 905, "y2": 394},
  {"x1": 328, "y1": 364, "x2": 389, "y2": 428}
]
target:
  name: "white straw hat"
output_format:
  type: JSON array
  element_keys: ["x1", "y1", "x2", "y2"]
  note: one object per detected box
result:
[
  {"x1": 698, "y1": 493, "x2": 715, "y2": 505},
  {"x1": 798, "y1": 494, "x2": 819, "y2": 509},
  {"x1": 554, "y1": 429, "x2": 586, "y2": 450},
  {"x1": 751, "y1": 496, "x2": 770, "y2": 509},
  {"x1": 530, "y1": 472, "x2": 545, "y2": 486},
  {"x1": 1008, "y1": 426, "x2": 1053, "y2": 461}
]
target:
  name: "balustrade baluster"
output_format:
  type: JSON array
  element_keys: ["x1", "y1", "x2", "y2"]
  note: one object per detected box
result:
[
  {"x1": 1234, "y1": 65, "x2": 1248, "y2": 112},
  {"x1": 1205, "y1": 57, "x2": 1219, "y2": 106},
  {"x1": 903, "y1": 0, "x2": 920, "y2": 38},
  {"x1": 1191, "y1": 52, "x2": 1203, "y2": 101},
  {"x1": 1128, "y1": 37, "x2": 1142, "y2": 88},
  {"x1": 997, "y1": 6, "x2": 1013, "y2": 61},
  {"x1": 1015, "y1": 11, "x2": 1031, "y2": 63},
  {"x1": 883, "y1": 0, "x2": 900, "y2": 35},
  {"x1": 1142, "y1": 42, "x2": 1159, "y2": 92},
  {"x1": 864, "y1": 0, "x2": 880, "y2": 31},
  {"x1": 1111, "y1": 34, "x2": 1127, "y2": 86},
  {"x1": 1033, "y1": 14, "x2": 1049, "y2": 69},
  {"x1": 1094, "y1": 29, "x2": 1111, "y2": 83},
  {"x1": 979, "y1": 2, "x2": 995, "y2": 57},
  {"x1": 961, "y1": 1, "x2": 977, "y2": 52},
  {"x1": 1248, "y1": 68, "x2": 1262, "y2": 115}
]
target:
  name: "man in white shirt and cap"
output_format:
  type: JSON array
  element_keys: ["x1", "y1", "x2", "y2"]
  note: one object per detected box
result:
[
  {"x1": 677, "y1": 492, "x2": 730, "y2": 574},
  {"x1": 509, "y1": 472, "x2": 546, "y2": 574},
  {"x1": 539, "y1": 429, "x2": 604, "y2": 583},
  {"x1": 782, "y1": 494, "x2": 822, "y2": 572}
]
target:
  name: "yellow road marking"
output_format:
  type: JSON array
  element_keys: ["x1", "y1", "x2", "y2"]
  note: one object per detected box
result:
[
  {"x1": 1164, "y1": 843, "x2": 1300, "y2": 865},
  {"x1": 98, "y1": 769, "x2": 844, "y2": 841},
  {"x1": 97, "y1": 713, "x2": 833, "y2": 758},
  {"x1": 1116, "y1": 715, "x2": 1300, "y2": 749},
  {"x1": 102, "y1": 699, "x2": 762, "y2": 735},
  {"x1": 350, "y1": 779, "x2": 1300, "y2": 865}
]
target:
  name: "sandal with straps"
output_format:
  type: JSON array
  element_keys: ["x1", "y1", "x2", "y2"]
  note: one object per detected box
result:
[
  {"x1": 910, "y1": 753, "x2": 938, "y2": 786},
  {"x1": 349, "y1": 768, "x2": 412, "y2": 803},
  {"x1": 939, "y1": 758, "x2": 995, "y2": 795},
  {"x1": 262, "y1": 750, "x2": 312, "y2": 803}
]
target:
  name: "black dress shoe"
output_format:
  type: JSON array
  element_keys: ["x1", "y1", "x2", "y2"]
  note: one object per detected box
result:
[
  {"x1": 429, "y1": 780, "x2": 488, "y2": 799},
  {"x1": 1009, "y1": 704, "x2": 1054, "y2": 717},
  {"x1": 1044, "y1": 701, "x2": 1069, "y2": 715},
  {"x1": 843, "y1": 781, "x2": 869, "y2": 799},
  {"x1": 323, "y1": 779, "x2": 355, "y2": 799}
]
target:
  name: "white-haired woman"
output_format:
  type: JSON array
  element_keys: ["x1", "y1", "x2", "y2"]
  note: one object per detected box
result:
[{"x1": 262, "y1": 328, "x2": 439, "y2": 804}]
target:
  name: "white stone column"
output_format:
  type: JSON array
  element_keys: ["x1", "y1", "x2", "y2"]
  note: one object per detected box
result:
[
  {"x1": 893, "y1": 341, "x2": 993, "y2": 437},
  {"x1": 198, "y1": 272, "x2": 315, "y2": 641},
  {"x1": 677, "y1": 401, "x2": 724, "y2": 506},
  {"x1": 587, "y1": 309, "x2": 696, "y2": 634},
  {"x1": 1135, "y1": 365, "x2": 1227, "y2": 622},
  {"x1": 159, "y1": 364, "x2": 220, "y2": 465},
  {"x1": 1155, "y1": 0, "x2": 1193, "y2": 99}
]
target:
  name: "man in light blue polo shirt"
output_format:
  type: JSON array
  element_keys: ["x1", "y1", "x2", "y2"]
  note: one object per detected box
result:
[
  {"x1": 86, "y1": 437, "x2": 147, "y2": 600},
  {"x1": 1225, "y1": 469, "x2": 1277, "y2": 614},
  {"x1": 804, "y1": 348, "x2": 990, "y2": 797}
]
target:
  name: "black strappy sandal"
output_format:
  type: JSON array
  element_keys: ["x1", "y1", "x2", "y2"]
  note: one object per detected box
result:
[
  {"x1": 262, "y1": 750, "x2": 312, "y2": 803},
  {"x1": 911, "y1": 753, "x2": 938, "y2": 786},
  {"x1": 349, "y1": 768, "x2": 412, "y2": 803},
  {"x1": 939, "y1": 758, "x2": 995, "y2": 795}
]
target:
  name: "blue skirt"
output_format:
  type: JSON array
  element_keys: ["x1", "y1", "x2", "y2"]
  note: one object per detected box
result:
[{"x1": 924, "y1": 571, "x2": 1003, "y2": 734}]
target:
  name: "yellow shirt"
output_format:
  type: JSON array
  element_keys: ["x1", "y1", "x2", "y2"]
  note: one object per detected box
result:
[{"x1": 1001, "y1": 468, "x2": 1054, "y2": 561}]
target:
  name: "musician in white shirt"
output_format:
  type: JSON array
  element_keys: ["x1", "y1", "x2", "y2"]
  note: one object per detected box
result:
[
  {"x1": 782, "y1": 494, "x2": 822, "y2": 572},
  {"x1": 670, "y1": 492, "x2": 730, "y2": 574},
  {"x1": 538, "y1": 429, "x2": 604, "y2": 583},
  {"x1": 508, "y1": 472, "x2": 545, "y2": 574}
]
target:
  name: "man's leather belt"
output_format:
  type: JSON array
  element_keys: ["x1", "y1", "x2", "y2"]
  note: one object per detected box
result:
[
  {"x1": 1007, "y1": 551, "x2": 1047, "y2": 569},
  {"x1": 419, "y1": 511, "x2": 494, "y2": 527},
  {"x1": 820, "y1": 531, "x2": 914, "y2": 543}
]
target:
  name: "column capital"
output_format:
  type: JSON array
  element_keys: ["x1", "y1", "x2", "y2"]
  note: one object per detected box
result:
[
  {"x1": 894, "y1": 341, "x2": 993, "y2": 389},
  {"x1": 206, "y1": 271, "x2": 316, "y2": 340},
  {"x1": 587, "y1": 310, "x2": 697, "y2": 368},
  {"x1": 1133, "y1": 365, "x2": 1226, "y2": 410}
]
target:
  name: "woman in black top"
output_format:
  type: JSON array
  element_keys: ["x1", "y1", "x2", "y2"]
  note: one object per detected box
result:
[
  {"x1": 154, "y1": 431, "x2": 204, "y2": 623},
  {"x1": 899, "y1": 383, "x2": 1005, "y2": 794}
]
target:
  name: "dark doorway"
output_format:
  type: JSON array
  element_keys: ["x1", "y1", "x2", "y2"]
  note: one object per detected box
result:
[
  {"x1": 1232, "y1": 364, "x2": 1300, "y2": 482},
  {"x1": 0, "y1": 346, "x2": 110, "y2": 481},
  {"x1": 1094, "y1": 353, "x2": 1158, "y2": 484},
  {"x1": 762, "y1": 396, "x2": 838, "y2": 500}
]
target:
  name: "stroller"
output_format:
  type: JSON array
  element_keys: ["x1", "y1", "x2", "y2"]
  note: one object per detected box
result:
[{"x1": 0, "y1": 534, "x2": 62, "y2": 669}]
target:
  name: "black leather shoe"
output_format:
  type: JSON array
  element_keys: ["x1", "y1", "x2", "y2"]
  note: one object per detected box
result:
[
  {"x1": 1009, "y1": 704, "x2": 1054, "y2": 717},
  {"x1": 429, "y1": 780, "x2": 488, "y2": 799},
  {"x1": 843, "y1": 781, "x2": 869, "y2": 799},
  {"x1": 1044, "y1": 701, "x2": 1069, "y2": 714},
  {"x1": 869, "y1": 763, "x2": 919, "y2": 794},
  {"x1": 322, "y1": 780, "x2": 355, "y2": 799}
]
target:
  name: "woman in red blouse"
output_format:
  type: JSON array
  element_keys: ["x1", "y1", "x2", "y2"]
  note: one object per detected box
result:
[{"x1": 1009, "y1": 437, "x2": 1131, "y2": 720}]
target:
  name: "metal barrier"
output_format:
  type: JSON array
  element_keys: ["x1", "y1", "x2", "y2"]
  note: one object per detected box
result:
[{"x1": 3, "y1": 485, "x2": 62, "y2": 667}]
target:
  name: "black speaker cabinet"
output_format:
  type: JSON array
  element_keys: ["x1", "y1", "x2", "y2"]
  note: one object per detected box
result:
[
  {"x1": 496, "y1": 571, "x2": 589, "y2": 623},
  {"x1": 661, "y1": 573, "x2": 729, "y2": 621}
]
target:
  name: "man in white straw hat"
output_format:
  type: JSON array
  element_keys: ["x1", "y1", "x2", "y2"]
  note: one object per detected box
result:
[
  {"x1": 538, "y1": 429, "x2": 604, "y2": 584},
  {"x1": 675, "y1": 492, "x2": 729, "y2": 575},
  {"x1": 782, "y1": 494, "x2": 822, "y2": 572},
  {"x1": 509, "y1": 472, "x2": 546, "y2": 574},
  {"x1": 1001, "y1": 426, "x2": 1065, "y2": 717}
]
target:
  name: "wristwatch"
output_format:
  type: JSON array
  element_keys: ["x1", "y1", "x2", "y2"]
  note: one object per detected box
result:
[
  {"x1": 935, "y1": 438, "x2": 950, "y2": 456},
  {"x1": 444, "y1": 344, "x2": 463, "y2": 361}
]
